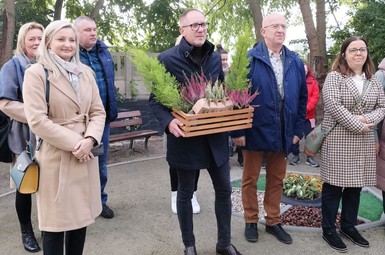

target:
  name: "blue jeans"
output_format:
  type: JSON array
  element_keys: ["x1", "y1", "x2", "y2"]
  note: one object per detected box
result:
[
  {"x1": 176, "y1": 160, "x2": 232, "y2": 247},
  {"x1": 292, "y1": 119, "x2": 312, "y2": 156},
  {"x1": 99, "y1": 123, "x2": 110, "y2": 205}
]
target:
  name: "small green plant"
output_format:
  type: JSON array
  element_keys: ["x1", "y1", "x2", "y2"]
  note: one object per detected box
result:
[{"x1": 283, "y1": 174, "x2": 322, "y2": 200}]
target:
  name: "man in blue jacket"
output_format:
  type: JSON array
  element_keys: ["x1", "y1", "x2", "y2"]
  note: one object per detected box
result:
[
  {"x1": 74, "y1": 16, "x2": 118, "y2": 219},
  {"x1": 150, "y1": 8, "x2": 241, "y2": 255},
  {"x1": 232, "y1": 13, "x2": 307, "y2": 245}
]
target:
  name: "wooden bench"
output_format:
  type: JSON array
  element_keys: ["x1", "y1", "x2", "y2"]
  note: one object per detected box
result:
[{"x1": 109, "y1": 110, "x2": 159, "y2": 151}]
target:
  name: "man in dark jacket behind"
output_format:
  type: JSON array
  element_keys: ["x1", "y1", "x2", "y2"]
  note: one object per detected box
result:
[
  {"x1": 74, "y1": 16, "x2": 118, "y2": 219},
  {"x1": 150, "y1": 8, "x2": 241, "y2": 255},
  {"x1": 232, "y1": 13, "x2": 307, "y2": 245}
]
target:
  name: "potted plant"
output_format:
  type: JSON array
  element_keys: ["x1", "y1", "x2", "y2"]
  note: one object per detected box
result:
[
  {"x1": 281, "y1": 173, "x2": 323, "y2": 207},
  {"x1": 128, "y1": 32, "x2": 257, "y2": 137}
]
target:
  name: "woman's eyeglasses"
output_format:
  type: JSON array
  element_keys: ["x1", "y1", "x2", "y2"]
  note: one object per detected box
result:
[{"x1": 348, "y1": 47, "x2": 368, "y2": 54}]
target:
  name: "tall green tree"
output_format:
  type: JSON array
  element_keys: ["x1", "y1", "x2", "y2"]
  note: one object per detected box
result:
[{"x1": 332, "y1": 0, "x2": 385, "y2": 65}]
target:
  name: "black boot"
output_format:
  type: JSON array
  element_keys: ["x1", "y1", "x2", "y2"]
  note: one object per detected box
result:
[{"x1": 20, "y1": 222, "x2": 41, "y2": 253}]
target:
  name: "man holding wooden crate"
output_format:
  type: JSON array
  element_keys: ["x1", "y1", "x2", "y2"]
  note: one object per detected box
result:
[
  {"x1": 231, "y1": 13, "x2": 307, "y2": 245},
  {"x1": 150, "y1": 8, "x2": 242, "y2": 255}
]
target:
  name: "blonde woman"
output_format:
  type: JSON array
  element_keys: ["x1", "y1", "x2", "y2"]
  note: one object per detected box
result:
[
  {"x1": 0, "y1": 22, "x2": 44, "y2": 253},
  {"x1": 23, "y1": 20, "x2": 105, "y2": 254}
]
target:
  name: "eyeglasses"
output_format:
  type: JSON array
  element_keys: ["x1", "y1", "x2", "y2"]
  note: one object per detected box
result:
[
  {"x1": 263, "y1": 24, "x2": 287, "y2": 30},
  {"x1": 348, "y1": 47, "x2": 368, "y2": 54},
  {"x1": 181, "y1": 22, "x2": 209, "y2": 31}
]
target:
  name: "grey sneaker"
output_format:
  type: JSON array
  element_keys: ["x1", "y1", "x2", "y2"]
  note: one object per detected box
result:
[
  {"x1": 289, "y1": 155, "x2": 300, "y2": 165},
  {"x1": 306, "y1": 157, "x2": 319, "y2": 167}
]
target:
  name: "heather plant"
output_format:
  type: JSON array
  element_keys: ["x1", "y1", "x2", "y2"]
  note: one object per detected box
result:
[
  {"x1": 180, "y1": 72, "x2": 207, "y2": 108},
  {"x1": 227, "y1": 86, "x2": 258, "y2": 109},
  {"x1": 205, "y1": 80, "x2": 226, "y2": 100}
]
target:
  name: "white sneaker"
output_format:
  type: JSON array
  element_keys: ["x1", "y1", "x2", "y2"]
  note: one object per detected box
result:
[
  {"x1": 191, "y1": 192, "x2": 201, "y2": 214},
  {"x1": 171, "y1": 191, "x2": 177, "y2": 214}
]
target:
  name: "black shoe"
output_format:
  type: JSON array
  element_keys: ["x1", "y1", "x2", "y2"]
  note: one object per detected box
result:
[
  {"x1": 20, "y1": 222, "x2": 41, "y2": 253},
  {"x1": 184, "y1": 246, "x2": 197, "y2": 255},
  {"x1": 244, "y1": 223, "x2": 258, "y2": 242},
  {"x1": 216, "y1": 244, "x2": 242, "y2": 255},
  {"x1": 265, "y1": 224, "x2": 292, "y2": 244},
  {"x1": 340, "y1": 228, "x2": 369, "y2": 248},
  {"x1": 100, "y1": 204, "x2": 115, "y2": 219},
  {"x1": 322, "y1": 231, "x2": 347, "y2": 253}
]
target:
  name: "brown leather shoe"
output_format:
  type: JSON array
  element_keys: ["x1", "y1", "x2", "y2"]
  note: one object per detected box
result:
[
  {"x1": 216, "y1": 244, "x2": 242, "y2": 255},
  {"x1": 184, "y1": 246, "x2": 197, "y2": 255}
]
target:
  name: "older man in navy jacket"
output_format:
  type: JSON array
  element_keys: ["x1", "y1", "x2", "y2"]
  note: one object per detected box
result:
[
  {"x1": 150, "y1": 8, "x2": 241, "y2": 255},
  {"x1": 232, "y1": 13, "x2": 307, "y2": 245}
]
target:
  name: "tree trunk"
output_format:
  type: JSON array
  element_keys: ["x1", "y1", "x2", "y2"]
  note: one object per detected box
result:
[
  {"x1": 53, "y1": 0, "x2": 64, "y2": 20},
  {"x1": 248, "y1": 0, "x2": 263, "y2": 42},
  {"x1": 298, "y1": 0, "x2": 327, "y2": 122},
  {"x1": 0, "y1": 0, "x2": 16, "y2": 68},
  {"x1": 90, "y1": 0, "x2": 105, "y2": 20}
]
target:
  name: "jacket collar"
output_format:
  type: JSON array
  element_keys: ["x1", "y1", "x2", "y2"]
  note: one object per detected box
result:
[{"x1": 178, "y1": 37, "x2": 214, "y2": 59}]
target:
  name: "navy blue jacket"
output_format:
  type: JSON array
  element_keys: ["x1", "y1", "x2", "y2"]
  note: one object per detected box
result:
[
  {"x1": 150, "y1": 37, "x2": 227, "y2": 169},
  {"x1": 232, "y1": 42, "x2": 307, "y2": 155},
  {"x1": 80, "y1": 40, "x2": 117, "y2": 122}
]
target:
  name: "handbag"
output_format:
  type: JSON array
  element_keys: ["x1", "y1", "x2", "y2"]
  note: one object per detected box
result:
[
  {"x1": 304, "y1": 80, "x2": 369, "y2": 157},
  {"x1": 91, "y1": 143, "x2": 104, "y2": 157},
  {"x1": 10, "y1": 148, "x2": 39, "y2": 194},
  {"x1": 10, "y1": 68, "x2": 50, "y2": 194}
]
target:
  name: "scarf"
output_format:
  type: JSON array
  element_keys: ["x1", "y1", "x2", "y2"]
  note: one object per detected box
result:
[{"x1": 49, "y1": 50, "x2": 82, "y2": 100}]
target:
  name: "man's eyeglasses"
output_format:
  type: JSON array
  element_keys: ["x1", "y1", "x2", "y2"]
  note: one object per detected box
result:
[
  {"x1": 181, "y1": 22, "x2": 209, "y2": 31},
  {"x1": 348, "y1": 47, "x2": 368, "y2": 54},
  {"x1": 263, "y1": 24, "x2": 287, "y2": 30}
]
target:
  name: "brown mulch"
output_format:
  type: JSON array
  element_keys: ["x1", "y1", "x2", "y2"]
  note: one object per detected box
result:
[{"x1": 281, "y1": 206, "x2": 365, "y2": 228}]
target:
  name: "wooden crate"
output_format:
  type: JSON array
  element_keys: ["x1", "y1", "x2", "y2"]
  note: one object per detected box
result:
[{"x1": 171, "y1": 106, "x2": 254, "y2": 137}]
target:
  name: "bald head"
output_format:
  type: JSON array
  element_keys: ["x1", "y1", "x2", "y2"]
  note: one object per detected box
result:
[
  {"x1": 262, "y1": 13, "x2": 285, "y2": 28},
  {"x1": 260, "y1": 13, "x2": 286, "y2": 53}
]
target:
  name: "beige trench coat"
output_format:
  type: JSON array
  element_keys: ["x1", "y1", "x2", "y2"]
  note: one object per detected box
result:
[
  {"x1": 23, "y1": 63, "x2": 106, "y2": 232},
  {"x1": 320, "y1": 71, "x2": 385, "y2": 187}
]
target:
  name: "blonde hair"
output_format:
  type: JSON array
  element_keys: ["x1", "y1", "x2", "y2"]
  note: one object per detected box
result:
[
  {"x1": 15, "y1": 22, "x2": 44, "y2": 56},
  {"x1": 38, "y1": 20, "x2": 80, "y2": 78}
]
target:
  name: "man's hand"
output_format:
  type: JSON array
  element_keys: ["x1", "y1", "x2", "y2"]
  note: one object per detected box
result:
[
  {"x1": 168, "y1": 118, "x2": 185, "y2": 138},
  {"x1": 232, "y1": 136, "x2": 246, "y2": 147}
]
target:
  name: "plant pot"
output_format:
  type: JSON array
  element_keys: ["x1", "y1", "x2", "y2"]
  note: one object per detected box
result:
[{"x1": 281, "y1": 194, "x2": 322, "y2": 208}]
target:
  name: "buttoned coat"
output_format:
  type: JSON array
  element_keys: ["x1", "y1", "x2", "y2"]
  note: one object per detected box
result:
[
  {"x1": 23, "y1": 63, "x2": 106, "y2": 232},
  {"x1": 321, "y1": 71, "x2": 385, "y2": 187}
]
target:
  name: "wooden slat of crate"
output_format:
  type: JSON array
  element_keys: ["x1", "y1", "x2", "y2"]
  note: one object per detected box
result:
[{"x1": 171, "y1": 106, "x2": 254, "y2": 137}]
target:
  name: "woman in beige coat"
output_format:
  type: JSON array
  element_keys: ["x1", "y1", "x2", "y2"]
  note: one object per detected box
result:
[
  {"x1": 23, "y1": 20, "x2": 106, "y2": 255},
  {"x1": 320, "y1": 36, "x2": 385, "y2": 253}
]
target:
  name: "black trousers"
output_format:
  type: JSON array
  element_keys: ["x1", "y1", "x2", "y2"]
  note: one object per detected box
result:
[
  {"x1": 321, "y1": 182, "x2": 362, "y2": 233},
  {"x1": 170, "y1": 167, "x2": 199, "y2": 192},
  {"x1": 382, "y1": 191, "x2": 385, "y2": 212},
  {"x1": 176, "y1": 161, "x2": 232, "y2": 248},
  {"x1": 43, "y1": 227, "x2": 87, "y2": 255}
]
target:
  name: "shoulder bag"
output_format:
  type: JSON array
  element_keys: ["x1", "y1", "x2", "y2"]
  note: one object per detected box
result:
[
  {"x1": 304, "y1": 80, "x2": 369, "y2": 157},
  {"x1": 10, "y1": 68, "x2": 50, "y2": 194}
]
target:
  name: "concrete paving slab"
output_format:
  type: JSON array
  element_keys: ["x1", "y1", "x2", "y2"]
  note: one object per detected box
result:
[{"x1": 1, "y1": 151, "x2": 385, "y2": 254}]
